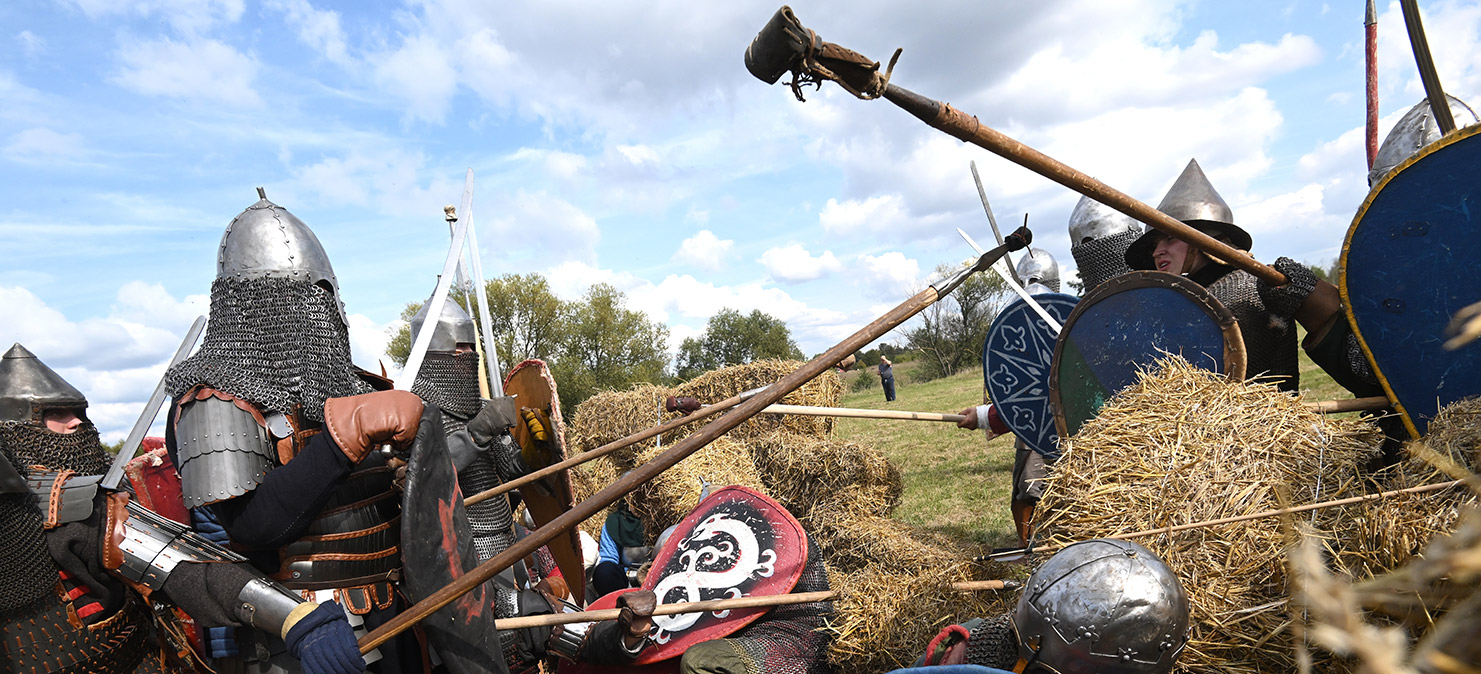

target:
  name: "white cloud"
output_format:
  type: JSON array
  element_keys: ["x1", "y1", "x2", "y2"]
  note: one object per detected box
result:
[
  {"x1": 4, "y1": 127, "x2": 89, "y2": 164},
  {"x1": 265, "y1": 0, "x2": 350, "y2": 65},
  {"x1": 372, "y1": 33, "x2": 458, "y2": 124},
  {"x1": 819, "y1": 194, "x2": 911, "y2": 235},
  {"x1": 483, "y1": 191, "x2": 600, "y2": 266},
  {"x1": 111, "y1": 37, "x2": 261, "y2": 107},
  {"x1": 16, "y1": 31, "x2": 45, "y2": 60},
  {"x1": 757, "y1": 244, "x2": 842, "y2": 283},
  {"x1": 61, "y1": 0, "x2": 245, "y2": 35},
  {"x1": 856, "y1": 252, "x2": 920, "y2": 301},
  {"x1": 347, "y1": 313, "x2": 399, "y2": 377},
  {"x1": 672, "y1": 230, "x2": 733, "y2": 271}
]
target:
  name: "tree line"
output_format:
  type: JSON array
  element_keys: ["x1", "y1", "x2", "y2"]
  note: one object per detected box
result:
[{"x1": 386, "y1": 273, "x2": 802, "y2": 414}]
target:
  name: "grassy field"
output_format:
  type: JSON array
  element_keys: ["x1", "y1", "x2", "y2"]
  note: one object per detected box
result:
[{"x1": 832, "y1": 330, "x2": 1349, "y2": 550}]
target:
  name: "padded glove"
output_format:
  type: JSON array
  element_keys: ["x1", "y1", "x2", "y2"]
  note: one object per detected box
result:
[
  {"x1": 616, "y1": 590, "x2": 656, "y2": 643},
  {"x1": 283, "y1": 602, "x2": 365, "y2": 674},
  {"x1": 322, "y1": 391, "x2": 423, "y2": 462},
  {"x1": 467, "y1": 396, "x2": 518, "y2": 448}
]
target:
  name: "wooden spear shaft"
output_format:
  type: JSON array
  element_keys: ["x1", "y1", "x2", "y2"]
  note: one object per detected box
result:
[
  {"x1": 761, "y1": 403, "x2": 963, "y2": 422},
  {"x1": 877, "y1": 84, "x2": 1287, "y2": 287},
  {"x1": 492, "y1": 580, "x2": 1017, "y2": 630},
  {"x1": 1304, "y1": 396, "x2": 1390, "y2": 414},
  {"x1": 359, "y1": 232, "x2": 1028, "y2": 653}
]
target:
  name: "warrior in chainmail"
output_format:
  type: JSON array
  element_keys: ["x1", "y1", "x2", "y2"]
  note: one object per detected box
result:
[
  {"x1": 0, "y1": 343, "x2": 366, "y2": 673},
  {"x1": 1015, "y1": 248, "x2": 1061, "y2": 293},
  {"x1": 915, "y1": 539, "x2": 1189, "y2": 674},
  {"x1": 162, "y1": 191, "x2": 429, "y2": 673},
  {"x1": 1067, "y1": 195, "x2": 1140, "y2": 293},
  {"x1": 406, "y1": 293, "x2": 557, "y2": 672},
  {"x1": 1124, "y1": 159, "x2": 1299, "y2": 392}
]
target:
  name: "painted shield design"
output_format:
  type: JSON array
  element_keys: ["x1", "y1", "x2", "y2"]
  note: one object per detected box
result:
[
  {"x1": 983, "y1": 292, "x2": 1079, "y2": 459},
  {"x1": 503, "y1": 358, "x2": 586, "y2": 605},
  {"x1": 632, "y1": 486, "x2": 805, "y2": 664},
  {"x1": 400, "y1": 407, "x2": 505, "y2": 674},
  {"x1": 1050, "y1": 271, "x2": 1245, "y2": 440},
  {"x1": 1342, "y1": 124, "x2": 1481, "y2": 438}
]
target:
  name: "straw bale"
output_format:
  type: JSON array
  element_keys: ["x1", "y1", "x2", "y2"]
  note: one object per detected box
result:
[
  {"x1": 676, "y1": 360, "x2": 844, "y2": 441},
  {"x1": 1037, "y1": 356, "x2": 1382, "y2": 673},
  {"x1": 748, "y1": 431, "x2": 903, "y2": 521},
  {"x1": 802, "y1": 505, "x2": 980, "y2": 576},
  {"x1": 568, "y1": 383, "x2": 681, "y2": 468},
  {"x1": 1339, "y1": 397, "x2": 1481, "y2": 577},
  {"x1": 568, "y1": 454, "x2": 622, "y2": 542},
  {"x1": 823, "y1": 562, "x2": 1019, "y2": 673},
  {"x1": 624, "y1": 436, "x2": 767, "y2": 537}
]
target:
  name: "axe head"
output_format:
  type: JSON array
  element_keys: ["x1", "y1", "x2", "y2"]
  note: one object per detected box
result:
[{"x1": 745, "y1": 6, "x2": 815, "y2": 85}]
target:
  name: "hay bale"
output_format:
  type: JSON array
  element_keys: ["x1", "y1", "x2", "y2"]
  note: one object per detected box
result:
[
  {"x1": 568, "y1": 383, "x2": 680, "y2": 468},
  {"x1": 676, "y1": 360, "x2": 843, "y2": 441},
  {"x1": 1037, "y1": 356, "x2": 1382, "y2": 673},
  {"x1": 624, "y1": 436, "x2": 767, "y2": 537},
  {"x1": 749, "y1": 432, "x2": 903, "y2": 521},
  {"x1": 568, "y1": 454, "x2": 622, "y2": 542},
  {"x1": 824, "y1": 562, "x2": 1018, "y2": 673},
  {"x1": 1340, "y1": 397, "x2": 1481, "y2": 577}
]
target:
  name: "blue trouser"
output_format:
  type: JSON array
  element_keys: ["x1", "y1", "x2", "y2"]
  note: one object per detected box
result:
[{"x1": 882, "y1": 376, "x2": 896, "y2": 401}]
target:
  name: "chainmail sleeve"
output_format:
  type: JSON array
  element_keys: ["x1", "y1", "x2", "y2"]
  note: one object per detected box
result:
[
  {"x1": 964, "y1": 614, "x2": 1021, "y2": 670},
  {"x1": 715, "y1": 533, "x2": 835, "y2": 674}
]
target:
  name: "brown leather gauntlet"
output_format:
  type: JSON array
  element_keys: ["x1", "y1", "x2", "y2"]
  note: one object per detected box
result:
[{"x1": 322, "y1": 390, "x2": 424, "y2": 462}]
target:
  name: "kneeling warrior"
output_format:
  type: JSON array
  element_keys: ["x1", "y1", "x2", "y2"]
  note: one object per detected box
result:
[
  {"x1": 0, "y1": 344, "x2": 362, "y2": 673},
  {"x1": 163, "y1": 191, "x2": 426, "y2": 672},
  {"x1": 915, "y1": 538, "x2": 1190, "y2": 673}
]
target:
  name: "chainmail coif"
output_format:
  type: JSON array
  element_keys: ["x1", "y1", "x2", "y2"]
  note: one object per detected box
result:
[
  {"x1": 0, "y1": 422, "x2": 108, "y2": 616},
  {"x1": 165, "y1": 277, "x2": 370, "y2": 420},
  {"x1": 412, "y1": 352, "x2": 483, "y2": 420},
  {"x1": 1070, "y1": 229, "x2": 1139, "y2": 293}
]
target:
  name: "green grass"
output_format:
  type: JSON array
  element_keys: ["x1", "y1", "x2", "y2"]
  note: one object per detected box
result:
[{"x1": 833, "y1": 337, "x2": 1350, "y2": 551}]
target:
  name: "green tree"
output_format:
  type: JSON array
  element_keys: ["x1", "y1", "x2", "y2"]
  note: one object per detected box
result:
[
  {"x1": 549, "y1": 283, "x2": 670, "y2": 414},
  {"x1": 387, "y1": 275, "x2": 568, "y2": 376},
  {"x1": 905, "y1": 261, "x2": 1012, "y2": 380},
  {"x1": 674, "y1": 309, "x2": 804, "y2": 380}
]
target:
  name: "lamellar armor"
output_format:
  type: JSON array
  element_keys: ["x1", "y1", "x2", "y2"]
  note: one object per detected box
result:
[{"x1": 1067, "y1": 196, "x2": 1139, "y2": 292}]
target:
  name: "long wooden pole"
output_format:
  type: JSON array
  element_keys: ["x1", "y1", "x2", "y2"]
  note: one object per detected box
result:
[
  {"x1": 762, "y1": 403, "x2": 963, "y2": 422},
  {"x1": 1304, "y1": 396, "x2": 1389, "y2": 414},
  {"x1": 877, "y1": 85, "x2": 1287, "y2": 286},
  {"x1": 1001, "y1": 479, "x2": 1465, "y2": 561},
  {"x1": 360, "y1": 232, "x2": 1029, "y2": 652},
  {"x1": 491, "y1": 580, "x2": 1017, "y2": 630}
]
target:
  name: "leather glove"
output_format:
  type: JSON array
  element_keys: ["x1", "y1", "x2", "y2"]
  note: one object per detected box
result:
[
  {"x1": 323, "y1": 391, "x2": 423, "y2": 463},
  {"x1": 520, "y1": 408, "x2": 556, "y2": 469},
  {"x1": 1257, "y1": 257, "x2": 1318, "y2": 329},
  {"x1": 283, "y1": 602, "x2": 366, "y2": 674},
  {"x1": 467, "y1": 396, "x2": 518, "y2": 448},
  {"x1": 665, "y1": 396, "x2": 702, "y2": 415},
  {"x1": 616, "y1": 590, "x2": 657, "y2": 645}
]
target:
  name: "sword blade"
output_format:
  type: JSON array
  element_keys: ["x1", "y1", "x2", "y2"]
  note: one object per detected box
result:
[
  {"x1": 957, "y1": 228, "x2": 1062, "y2": 334},
  {"x1": 459, "y1": 169, "x2": 505, "y2": 397},
  {"x1": 969, "y1": 161, "x2": 1024, "y2": 286},
  {"x1": 400, "y1": 197, "x2": 475, "y2": 390},
  {"x1": 101, "y1": 315, "x2": 207, "y2": 490}
]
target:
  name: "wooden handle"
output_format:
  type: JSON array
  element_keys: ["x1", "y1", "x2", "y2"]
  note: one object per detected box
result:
[
  {"x1": 1303, "y1": 396, "x2": 1390, "y2": 414},
  {"x1": 877, "y1": 85, "x2": 1288, "y2": 286},
  {"x1": 491, "y1": 580, "x2": 1016, "y2": 630},
  {"x1": 762, "y1": 403, "x2": 964, "y2": 422}
]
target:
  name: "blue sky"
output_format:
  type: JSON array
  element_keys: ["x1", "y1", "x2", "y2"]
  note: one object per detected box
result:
[{"x1": 5, "y1": 0, "x2": 1481, "y2": 440}]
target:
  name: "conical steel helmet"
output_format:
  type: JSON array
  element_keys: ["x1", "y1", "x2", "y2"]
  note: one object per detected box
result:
[
  {"x1": 1067, "y1": 196, "x2": 1139, "y2": 244},
  {"x1": 216, "y1": 189, "x2": 346, "y2": 321},
  {"x1": 1016, "y1": 248, "x2": 1061, "y2": 292},
  {"x1": 1369, "y1": 95, "x2": 1478, "y2": 187},
  {"x1": 0, "y1": 343, "x2": 88, "y2": 423},
  {"x1": 1126, "y1": 159, "x2": 1250, "y2": 270},
  {"x1": 409, "y1": 293, "x2": 477, "y2": 354},
  {"x1": 1012, "y1": 538, "x2": 1190, "y2": 674}
]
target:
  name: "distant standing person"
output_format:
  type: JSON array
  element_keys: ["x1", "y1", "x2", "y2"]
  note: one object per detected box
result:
[{"x1": 878, "y1": 356, "x2": 896, "y2": 402}]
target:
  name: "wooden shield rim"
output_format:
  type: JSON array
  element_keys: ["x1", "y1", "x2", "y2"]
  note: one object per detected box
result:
[
  {"x1": 1338, "y1": 123, "x2": 1481, "y2": 440},
  {"x1": 983, "y1": 292, "x2": 1079, "y2": 458},
  {"x1": 1049, "y1": 270, "x2": 1246, "y2": 441},
  {"x1": 502, "y1": 358, "x2": 585, "y2": 604}
]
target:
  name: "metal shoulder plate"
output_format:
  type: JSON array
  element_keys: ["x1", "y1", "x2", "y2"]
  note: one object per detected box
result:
[
  {"x1": 114, "y1": 498, "x2": 245, "y2": 591},
  {"x1": 27, "y1": 470, "x2": 101, "y2": 527},
  {"x1": 175, "y1": 393, "x2": 273, "y2": 508}
]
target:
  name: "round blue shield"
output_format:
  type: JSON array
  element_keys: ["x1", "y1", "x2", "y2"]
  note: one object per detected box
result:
[{"x1": 983, "y1": 293, "x2": 1079, "y2": 458}]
